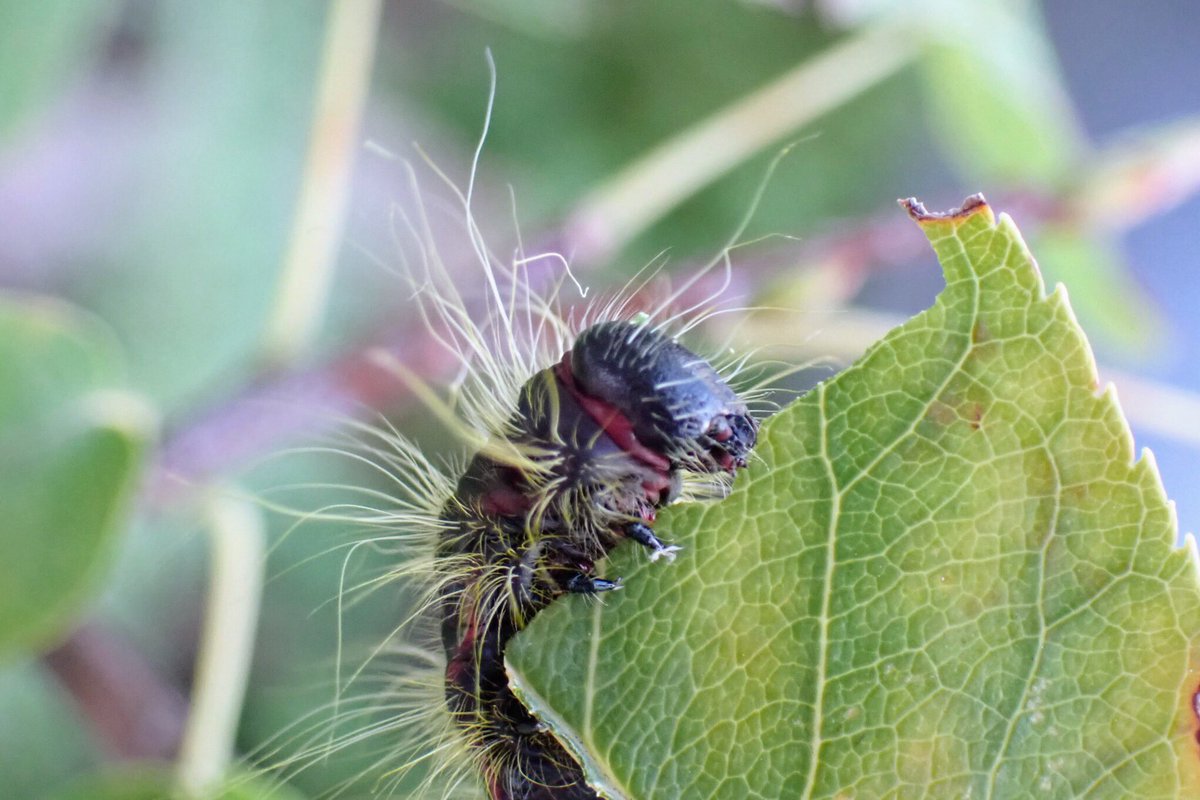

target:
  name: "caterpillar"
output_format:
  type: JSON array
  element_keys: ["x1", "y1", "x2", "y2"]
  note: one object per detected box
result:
[
  {"x1": 265, "y1": 89, "x2": 768, "y2": 799},
  {"x1": 437, "y1": 316, "x2": 757, "y2": 799},
  {"x1": 261, "y1": 207, "x2": 766, "y2": 799}
]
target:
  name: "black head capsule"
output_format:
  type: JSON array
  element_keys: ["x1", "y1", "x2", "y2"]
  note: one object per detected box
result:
[{"x1": 565, "y1": 320, "x2": 758, "y2": 474}]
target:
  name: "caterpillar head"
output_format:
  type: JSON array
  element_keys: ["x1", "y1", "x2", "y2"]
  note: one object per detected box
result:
[{"x1": 565, "y1": 320, "x2": 758, "y2": 476}]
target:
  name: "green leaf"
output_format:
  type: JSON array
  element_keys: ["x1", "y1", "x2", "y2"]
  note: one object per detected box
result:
[
  {"x1": 0, "y1": 295, "x2": 154, "y2": 659},
  {"x1": 0, "y1": 1, "x2": 118, "y2": 144},
  {"x1": 914, "y1": 2, "x2": 1084, "y2": 187},
  {"x1": 509, "y1": 197, "x2": 1200, "y2": 798},
  {"x1": 75, "y1": 2, "x2": 328, "y2": 409},
  {"x1": 821, "y1": 0, "x2": 1084, "y2": 186},
  {"x1": 49, "y1": 766, "x2": 308, "y2": 800},
  {"x1": 0, "y1": 662, "x2": 98, "y2": 800}
]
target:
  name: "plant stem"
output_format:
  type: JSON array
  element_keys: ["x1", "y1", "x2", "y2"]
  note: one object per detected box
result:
[
  {"x1": 562, "y1": 22, "x2": 919, "y2": 265},
  {"x1": 176, "y1": 490, "x2": 266, "y2": 798},
  {"x1": 262, "y1": 0, "x2": 384, "y2": 366}
]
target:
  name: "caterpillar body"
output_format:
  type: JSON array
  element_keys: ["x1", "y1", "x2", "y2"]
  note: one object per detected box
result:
[
  {"x1": 437, "y1": 319, "x2": 758, "y2": 799},
  {"x1": 267, "y1": 145, "x2": 765, "y2": 798}
]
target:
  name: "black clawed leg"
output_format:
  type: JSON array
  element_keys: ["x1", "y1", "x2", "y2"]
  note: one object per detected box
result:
[
  {"x1": 625, "y1": 521, "x2": 664, "y2": 550},
  {"x1": 625, "y1": 522, "x2": 682, "y2": 562},
  {"x1": 565, "y1": 573, "x2": 622, "y2": 594}
]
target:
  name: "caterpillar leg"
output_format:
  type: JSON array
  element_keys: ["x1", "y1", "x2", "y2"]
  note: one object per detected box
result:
[
  {"x1": 564, "y1": 573, "x2": 621, "y2": 593},
  {"x1": 624, "y1": 520, "x2": 681, "y2": 562},
  {"x1": 535, "y1": 542, "x2": 622, "y2": 596}
]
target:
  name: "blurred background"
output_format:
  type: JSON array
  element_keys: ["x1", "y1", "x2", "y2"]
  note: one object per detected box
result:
[{"x1": 2, "y1": 1, "x2": 1198, "y2": 798}]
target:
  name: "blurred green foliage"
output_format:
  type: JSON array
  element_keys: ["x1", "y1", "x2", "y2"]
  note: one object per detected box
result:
[
  {"x1": 0, "y1": 2, "x2": 117, "y2": 143},
  {"x1": 49, "y1": 767, "x2": 307, "y2": 800},
  {"x1": 0, "y1": 298, "x2": 151, "y2": 659},
  {"x1": 0, "y1": 664, "x2": 98, "y2": 799}
]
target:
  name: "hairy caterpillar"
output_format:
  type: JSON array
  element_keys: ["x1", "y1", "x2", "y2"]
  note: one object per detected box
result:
[
  {"x1": 265, "y1": 101, "x2": 769, "y2": 800},
  {"x1": 437, "y1": 316, "x2": 757, "y2": 799}
]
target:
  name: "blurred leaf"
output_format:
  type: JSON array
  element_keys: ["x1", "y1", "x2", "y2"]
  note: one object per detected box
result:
[
  {"x1": 0, "y1": 662, "x2": 98, "y2": 800},
  {"x1": 389, "y1": 0, "x2": 933, "y2": 265},
  {"x1": 71, "y1": 1, "x2": 328, "y2": 409},
  {"x1": 0, "y1": 1, "x2": 118, "y2": 143},
  {"x1": 95, "y1": 510, "x2": 206, "y2": 681},
  {"x1": 827, "y1": 0, "x2": 1085, "y2": 186},
  {"x1": 236, "y1": 448, "x2": 428, "y2": 798},
  {"x1": 1032, "y1": 226, "x2": 1166, "y2": 360},
  {"x1": 510, "y1": 199, "x2": 1200, "y2": 797},
  {"x1": 51, "y1": 767, "x2": 308, "y2": 800},
  {"x1": 0, "y1": 295, "x2": 154, "y2": 659}
]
